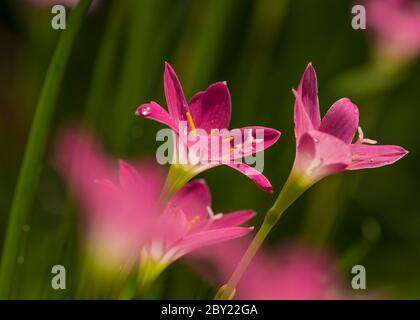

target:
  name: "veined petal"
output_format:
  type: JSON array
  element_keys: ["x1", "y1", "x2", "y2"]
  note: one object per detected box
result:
[
  {"x1": 207, "y1": 127, "x2": 281, "y2": 163},
  {"x1": 210, "y1": 210, "x2": 256, "y2": 229},
  {"x1": 174, "y1": 227, "x2": 253, "y2": 259},
  {"x1": 295, "y1": 130, "x2": 352, "y2": 182},
  {"x1": 166, "y1": 179, "x2": 211, "y2": 221},
  {"x1": 226, "y1": 162, "x2": 273, "y2": 193},
  {"x1": 295, "y1": 64, "x2": 321, "y2": 138},
  {"x1": 164, "y1": 62, "x2": 187, "y2": 121},
  {"x1": 347, "y1": 144, "x2": 408, "y2": 170},
  {"x1": 293, "y1": 88, "x2": 316, "y2": 140},
  {"x1": 230, "y1": 126, "x2": 281, "y2": 158},
  {"x1": 188, "y1": 82, "x2": 231, "y2": 133},
  {"x1": 135, "y1": 102, "x2": 179, "y2": 133},
  {"x1": 158, "y1": 206, "x2": 189, "y2": 247},
  {"x1": 319, "y1": 98, "x2": 359, "y2": 144}
]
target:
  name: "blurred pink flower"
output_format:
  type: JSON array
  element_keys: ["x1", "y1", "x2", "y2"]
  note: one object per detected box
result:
[
  {"x1": 56, "y1": 129, "x2": 254, "y2": 274},
  {"x1": 292, "y1": 64, "x2": 407, "y2": 183},
  {"x1": 192, "y1": 241, "x2": 345, "y2": 300},
  {"x1": 367, "y1": 0, "x2": 420, "y2": 60},
  {"x1": 136, "y1": 63, "x2": 280, "y2": 193}
]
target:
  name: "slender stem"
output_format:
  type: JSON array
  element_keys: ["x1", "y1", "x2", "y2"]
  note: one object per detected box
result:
[
  {"x1": 215, "y1": 172, "x2": 312, "y2": 300},
  {"x1": 137, "y1": 260, "x2": 168, "y2": 299},
  {"x1": 0, "y1": 0, "x2": 91, "y2": 299}
]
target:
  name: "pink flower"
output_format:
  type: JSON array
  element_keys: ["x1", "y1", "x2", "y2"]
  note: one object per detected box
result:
[
  {"x1": 292, "y1": 64, "x2": 407, "y2": 183},
  {"x1": 141, "y1": 180, "x2": 255, "y2": 270},
  {"x1": 135, "y1": 63, "x2": 281, "y2": 193},
  {"x1": 367, "y1": 0, "x2": 420, "y2": 60},
  {"x1": 56, "y1": 129, "x2": 254, "y2": 276},
  {"x1": 192, "y1": 241, "x2": 345, "y2": 300}
]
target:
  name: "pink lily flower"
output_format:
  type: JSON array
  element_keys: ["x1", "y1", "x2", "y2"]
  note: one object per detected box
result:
[
  {"x1": 56, "y1": 129, "x2": 254, "y2": 279},
  {"x1": 135, "y1": 63, "x2": 280, "y2": 193},
  {"x1": 140, "y1": 179, "x2": 255, "y2": 275},
  {"x1": 191, "y1": 241, "x2": 347, "y2": 300},
  {"x1": 56, "y1": 129, "x2": 162, "y2": 273},
  {"x1": 367, "y1": 0, "x2": 420, "y2": 61},
  {"x1": 292, "y1": 64, "x2": 408, "y2": 184}
]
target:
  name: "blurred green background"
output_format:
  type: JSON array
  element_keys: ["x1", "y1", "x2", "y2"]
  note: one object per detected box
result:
[{"x1": 0, "y1": 0, "x2": 418, "y2": 299}]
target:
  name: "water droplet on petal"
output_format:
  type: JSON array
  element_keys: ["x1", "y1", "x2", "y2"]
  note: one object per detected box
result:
[
  {"x1": 314, "y1": 138, "x2": 319, "y2": 143},
  {"x1": 369, "y1": 158, "x2": 374, "y2": 163},
  {"x1": 141, "y1": 106, "x2": 151, "y2": 116}
]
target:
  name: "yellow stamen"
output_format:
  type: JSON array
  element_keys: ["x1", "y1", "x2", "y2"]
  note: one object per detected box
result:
[
  {"x1": 210, "y1": 129, "x2": 218, "y2": 136},
  {"x1": 224, "y1": 136, "x2": 234, "y2": 142},
  {"x1": 186, "y1": 111, "x2": 196, "y2": 136},
  {"x1": 230, "y1": 147, "x2": 235, "y2": 153},
  {"x1": 186, "y1": 215, "x2": 200, "y2": 231}
]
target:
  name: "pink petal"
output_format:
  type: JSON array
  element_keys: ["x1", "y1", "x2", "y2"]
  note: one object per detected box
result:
[
  {"x1": 293, "y1": 89, "x2": 315, "y2": 140},
  {"x1": 211, "y1": 210, "x2": 256, "y2": 229},
  {"x1": 176, "y1": 227, "x2": 253, "y2": 258},
  {"x1": 205, "y1": 127, "x2": 280, "y2": 163},
  {"x1": 55, "y1": 129, "x2": 161, "y2": 264},
  {"x1": 319, "y1": 98, "x2": 359, "y2": 144},
  {"x1": 231, "y1": 126, "x2": 281, "y2": 158},
  {"x1": 166, "y1": 179, "x2": 211, "y2": 221},
  {"x1": 117, "y1": 160, "x2": 163, "y2": 210},
  {"x1": 188, "y1": 82, "x2": 231, "y2": 132},
  {"x1": 226, "y1": 162, "x2": 273, "y2": 193},
  {"x1": 295, "y1": 130, "x2": 352, "y2": 181},
  {"x1": 135, "y1": 102, "x2": 179, "y2": 132},
  {"x1": 158, "y1": 206, "x2": 189, "y2": 246},
  {"x1": 164, "y1": 62, "x2": 187, "y2": 121},
  {"x1": 118, "y1": 160, "x2": 143, "y2": 192},
  {"x1": 347, "y1": 144, "x2": 408, "y2": 170},
  {"x1": 294, "y1": 64, "x2": 321, "y2": 139}
]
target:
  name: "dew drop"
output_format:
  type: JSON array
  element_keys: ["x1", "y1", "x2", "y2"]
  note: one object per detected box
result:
[
  {"x1": 23, "y1": 224, "x2": 30, "y2": 232},
  {"x1": 314, "y1": 138, "x2": 319, "y2": 143},
  {"x1": 141, "y1": 106, "x2": 151, "y2": 116},
  {"x1": 369, "y1": 158, "x2": 374, "y2": 163},
  {"x1": 17, "y1": 256, "x2": 24, "y2": 264}
]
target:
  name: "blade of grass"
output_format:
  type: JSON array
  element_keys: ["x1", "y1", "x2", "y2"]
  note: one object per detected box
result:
[
  {"x1": 174, "y1": 0, "x2": 238, "y2": 95},
  {"x1": 110, "y1": 0, "x2": 163, "y2": 154},
  {"x1": 0, "y1": 0, "x2": 92, "y2": 299},
  {"x1": 83, "y1": 0, "x2": 126, "y2": 128}
]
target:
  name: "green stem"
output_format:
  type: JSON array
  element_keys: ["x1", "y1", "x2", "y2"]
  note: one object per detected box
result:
[
  {"x1": 161, "y1": 164, "x2": 197, "y2": 200},
  {"x1": 137, "y1": 260, "x2": 168, "y2": 298},
  {"x1": 214, "y1": 173, "x2": 312, "y2": 300},
  {"x1": 0, "y1": 0, "x2": 91, "y2": 299}
]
